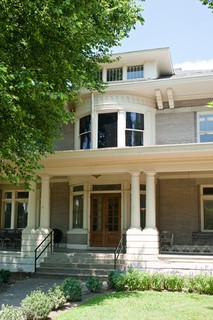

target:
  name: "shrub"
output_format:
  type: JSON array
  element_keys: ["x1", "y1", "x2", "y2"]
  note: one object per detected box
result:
[
  {"x1": 125, "y1": 269, "x2": 151, "y2": 291},
  {"x1": 186, "y1": 274, "x2": 213, "y2": 295},
  {"x1": 0, "y1": 269, "x2": 11, "y2": 284},
  {"x1": 48, "y1": 284, "x2": 67, "y2": 310},
  {"x1": 0, "y1": 304, "x2": 26, "y2": 320},
  {"x1": 112, "y1": 271, "x2": 126, "y2": 291},
  {"x1": 20, "y1": 290, "x2": 53, "y2": 320},
  {"x1": 151, "y1": 272, "x2": 165, "y2": 291},
  {"x1": 61, "y1": 277, "x2": 82, "y2": 301},
  {"x1": 86, "y1": 276, "x2": 103, "y2": 293},
  {"x1": 164, "y1": 274, "x2": 184, "y2": 292}
]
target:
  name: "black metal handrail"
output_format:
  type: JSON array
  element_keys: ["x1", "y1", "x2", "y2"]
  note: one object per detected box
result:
[
  {"x1": 34, "y1": 230, "x2": 53, "y2": 272},
  {"x1": 114, "y1": 232, "x2": 126, "y2": 269}
]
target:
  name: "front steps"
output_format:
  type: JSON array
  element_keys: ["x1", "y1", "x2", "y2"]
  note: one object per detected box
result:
[{"x1": 35, "y1": 251, "x2": 126, "y2": 281}]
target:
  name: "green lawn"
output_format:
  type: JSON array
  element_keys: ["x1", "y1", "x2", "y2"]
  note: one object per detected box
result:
[{"x1": 54, "y1": 291, "x2": 213, "y2": 320}]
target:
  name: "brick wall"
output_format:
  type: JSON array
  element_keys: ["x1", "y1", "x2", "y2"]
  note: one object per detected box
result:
[
  {"x1": 50, "y1": 182, "x2": 69, "y2": 242},
  {"x1": 158, "y1": 178, "x2": 199, "y2": 233},
  {"x1": 156, "y1": 112, "x2": 196, "y2": 145}
]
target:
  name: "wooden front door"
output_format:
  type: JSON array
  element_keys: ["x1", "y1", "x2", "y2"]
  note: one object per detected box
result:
[{"x1": 90, "y1": 193, "x2": 121, "y2": 247}]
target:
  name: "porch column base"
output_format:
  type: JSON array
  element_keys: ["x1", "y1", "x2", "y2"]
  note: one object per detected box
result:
[
  {"x1": 21, "y1": 228, "x2": 53, "y2": 258},
  {"x1": 126, "y1": 228, "x2": 159, "y2": 269}
]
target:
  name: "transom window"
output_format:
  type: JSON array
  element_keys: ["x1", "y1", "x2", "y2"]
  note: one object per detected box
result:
[
  {"x1": 127, "y1": 65, "x2": 144, "y2": 79},
  {"x1": 198, "y1": 113, "x2": 213, "y2": 143},
  {"x1": 80, "y1": 115, "x2": 91, "y2": 149},
  {"x1": 2, "y1": 191, "x2": 28, "y2": 229},
  {"x1": 107, "y1": 68, "x2": 123, "y2": 82},
  {"x1": 201, "y1": 186, "x2": 213, "y2": 231},
  {"x1": 126, "y1": 112, "x2": 144, "y2": 146},
  {"x1": 98, "y1": 113, "x2": 117, "y2": 148}
]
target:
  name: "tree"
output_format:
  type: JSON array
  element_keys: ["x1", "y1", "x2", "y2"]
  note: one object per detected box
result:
[
  {"x1": 0, "y1": 0, "x2": 144, "y2": 187},
  {"x1": 200, "y1": 1, "x2": 213, "y2": 9}
]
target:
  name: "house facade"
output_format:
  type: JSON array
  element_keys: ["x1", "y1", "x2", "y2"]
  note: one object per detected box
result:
[{"x1": 1, "y1": 47, "x2": 213, "y2": 274}]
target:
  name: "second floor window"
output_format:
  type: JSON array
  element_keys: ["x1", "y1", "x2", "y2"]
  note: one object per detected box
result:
[
  {"x1": 98, "y1": 113, "x2": 117, "y2": 148},
  {"x1": 199, "y1": 113, "x2": 213, "y2": 143},
  {"x1": 80, "y1": 115, "x2": 91, "y2": 149},
  {"x1": 126, "y1": 112, "x2": 144, "y2": 146},
  {"x1": 107, "y1": 68, "x2": 123, "y2": 81}
]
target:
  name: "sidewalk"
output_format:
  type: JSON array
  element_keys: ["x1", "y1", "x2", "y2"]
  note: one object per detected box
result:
[{"x1": 0, "y1": 275, "x2": 63, "y2": 307}]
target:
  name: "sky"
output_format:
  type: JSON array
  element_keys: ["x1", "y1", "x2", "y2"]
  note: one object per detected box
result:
[{"x1": 112, "y1": 0, "x2": 213, "y2": 70}]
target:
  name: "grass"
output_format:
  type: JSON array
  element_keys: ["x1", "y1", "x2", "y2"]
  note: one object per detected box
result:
[{"x1": 54, "y1": 291, "x2": 213, "y2": 320}]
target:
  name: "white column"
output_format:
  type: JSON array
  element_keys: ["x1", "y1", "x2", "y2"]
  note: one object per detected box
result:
[
  {"x1": 27, "y1": 181, "x2": 37, "y2": 228},
  {"x1": 40, "y1": 175, "x2": 51, "y2": 229},
  {"x1": 130, "y1": 171, "x2": 141, "y2": 229},
  {"x1": 145, "y1": 171, "x2": 157, "y2": 230}
]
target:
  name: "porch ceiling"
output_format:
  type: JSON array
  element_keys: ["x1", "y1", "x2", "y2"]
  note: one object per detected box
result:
[{"x1": 39, "y1": 143, "x2": 213, "y2": 176}]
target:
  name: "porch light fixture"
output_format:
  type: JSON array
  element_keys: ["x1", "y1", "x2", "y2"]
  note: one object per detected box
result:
[{"x1": 92, "y1": 174, "x2": 101, "y2": 179}]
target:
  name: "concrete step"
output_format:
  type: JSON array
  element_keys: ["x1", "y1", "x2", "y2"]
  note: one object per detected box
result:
[{"x1": 35, "y1": 251, "x2": 126, "y2": 280}]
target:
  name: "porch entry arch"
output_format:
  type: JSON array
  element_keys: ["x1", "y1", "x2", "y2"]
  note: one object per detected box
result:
[{"x1": 90, "y1": 193, "x2": 121, "y2": 247}]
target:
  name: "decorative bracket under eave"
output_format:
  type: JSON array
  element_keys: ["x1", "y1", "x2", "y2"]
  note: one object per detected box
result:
[
  {"x1": 155, "y1": 89, "x2": 163, "y2": 109},
  {"x1": 167, "y1": 88, "x2": 174, "y2": 108}
]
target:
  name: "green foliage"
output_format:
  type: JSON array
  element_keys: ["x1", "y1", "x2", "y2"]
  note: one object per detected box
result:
[
  {"x1": 48, "y1": 284, "x2": 67, "y2": 310},
  {"x1": 0, "y1": 0, "x2": 144, "y2": 186},
  {"x1": 125, "y1": 269, "x2": 151, "y2": 291},
  {"x1": 20, "y1": 290, "x2": 53, "y2": 320},
  {"x1": 111, "y1": 271, "x2": 126, "y2": 291},
  {"x1": 200, "y1": 0, "x2": 213, "y2": 10},
  {"x1": 86, "y1": 276, "x2": 103, "y2": 293},
  {"x1": 0, "y1": 269, "x2": 11, "y2": 284},
  {"x1": 61, "y1": 277, "x2": 82, "y2": 302},
  {"x1": 185, "y1": 274, "x2": 213, "y2": 295},
  {"x1": 151, "y1": 272, "x2": 165, "y2": 291},
  {"x1": 164, "y1": 273, "x2": 184, "y2": 292},
  {"x1": 0, "y1": 305, "x2": 26, "y2": 320}
]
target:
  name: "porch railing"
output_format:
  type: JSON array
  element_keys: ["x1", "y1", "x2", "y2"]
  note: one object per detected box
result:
[
  {"x1": 34, "y1": 231, "x2": 53, "y2": 272},
  {"x1": 114, "y1": 232, "x2": 126, "y2": 269}
]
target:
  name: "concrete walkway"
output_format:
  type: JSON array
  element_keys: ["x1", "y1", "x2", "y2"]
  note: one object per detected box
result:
[{"x1": 0, "y1": 276, "x2": 64, "y2": 307}]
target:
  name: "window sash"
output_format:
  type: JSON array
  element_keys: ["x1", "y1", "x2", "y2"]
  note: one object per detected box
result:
[
  {"x1": 127, "y1": 65, "x2": 144, "y2": 79},
  {"x1": 107, "y1": 68, "x2": 123, "y2": 81}
]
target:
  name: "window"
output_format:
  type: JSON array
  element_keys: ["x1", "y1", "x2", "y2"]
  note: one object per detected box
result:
[
  {"x1": 107, "y1": 68, "x2": 123, "y2": 81},
  {"x1": 73, "y1": 195, "x2": 83, "y2": 228},
  {"x1": 198, "y1": 113, "x2": 213, "y2": 142},
  {"x1": 126, "y1": 112, "x2": 144, "y2": 146},
  {"x1": 2, "y1": 191, "x2": 28, "y2": 229},
  {"x1": 98, "y1": 113, "x2": 117, "y2": 148},
  {"x1": 96, "y1": 70, "x2": 103, "y2": 81},
  {"x1": 80, "y1": 115, "x2": 91, "y2": 149},
  {"x1": 127, "y1": 65, "x2": 144, "y2": 79},
  {"x1": 201, "y1": 186, "x2": 213, "y2": 231}
]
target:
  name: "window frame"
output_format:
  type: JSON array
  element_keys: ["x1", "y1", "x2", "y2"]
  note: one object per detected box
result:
[
  {"x1": 1, "y1": 190, "x2": 29, "y2": 229},
  {"x1": 79, "y1": 114, "x2": 91, "y2": 150},
  {"x1": 125, "y1": 112, "x2": 144, "y2": 147},
  {"x1": 200, "y1": 185, "x2": 213, "y2": 232},
  {"x1": 127, "y1": 65, "x2": 144, "y2": 80},
  {"x1": 72, "y1": 185, "x2": 84, "y2": 229},
  {"x1": 197, "y1": 112, "x2": 213, "y2": 143},
  {"x1": 107, "y1": 67, "x2": 123, "y2": 82}
]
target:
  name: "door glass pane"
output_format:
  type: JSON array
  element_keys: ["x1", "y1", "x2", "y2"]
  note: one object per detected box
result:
[
  {"x1": 107, "y1": 196, "x2": 119, "y2": 232},
  {"x1": 73, "y1": 195, "x2": 83, "y2": 228},
  {"x1": 98, "y1": 113, "x2": 117, "y2": 148},
  {"x1": 92, "y1": 196, "x2": 102, "y2": 231},
  {"x1": 203, "y1": 199, "x2": 213, "y2": 230},
  {"x1": 17, "y1": 202, "x2": 28, "y2": 228},
  {"x1": 4, "y1": 203, "x2": 12, "y2": 228}
]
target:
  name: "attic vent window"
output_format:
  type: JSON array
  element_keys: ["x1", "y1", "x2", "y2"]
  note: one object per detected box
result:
[
  {"x1": 107, "y1": 68, "x2": 123, "y2": 81},
  {"x1": 127, "y1": 65, "x2": 144, "y2": 79}
]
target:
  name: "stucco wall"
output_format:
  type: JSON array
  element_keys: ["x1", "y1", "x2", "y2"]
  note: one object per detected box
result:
[
  {"x1": 156, "y1": 112, "x2": 196, "y2": 145},
  {"x1": 158, "y1": 178, "x2": 199, "y2": 242},
  {"x1": 50, "y1": 182, "x2": 69, "y2": 243}
]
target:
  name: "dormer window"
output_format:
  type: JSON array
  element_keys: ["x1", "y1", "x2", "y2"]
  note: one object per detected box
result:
[
  {"x1": 198, "y1": 113, "x2": 213, "y2": 143},
  {"x1": 126, "y1": 112, "x2": 144, "y2": 146},
  {"x1": 107, "y1": 68, "x2": 123, "y2": 82},
  {"x1": 127, "y1": 65, "x2": 144, "y2": 79},
  {"x1": 96, "y1": 70, "x2": 103, "y2": 81},
  {"x1": 80, "y1": 115, "x2": 91, "y2": 149}
]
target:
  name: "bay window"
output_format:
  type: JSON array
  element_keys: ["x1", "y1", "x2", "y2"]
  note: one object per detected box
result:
[
  {"x1": 126, "y1": 112, "x2": 144, "y2": 146},
  {"x1": 80, "y1": 115, "x2": 91, "y2": 149},
  {"x1": 98, "y1": 113, "x2": 118, "y2": 148}
]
